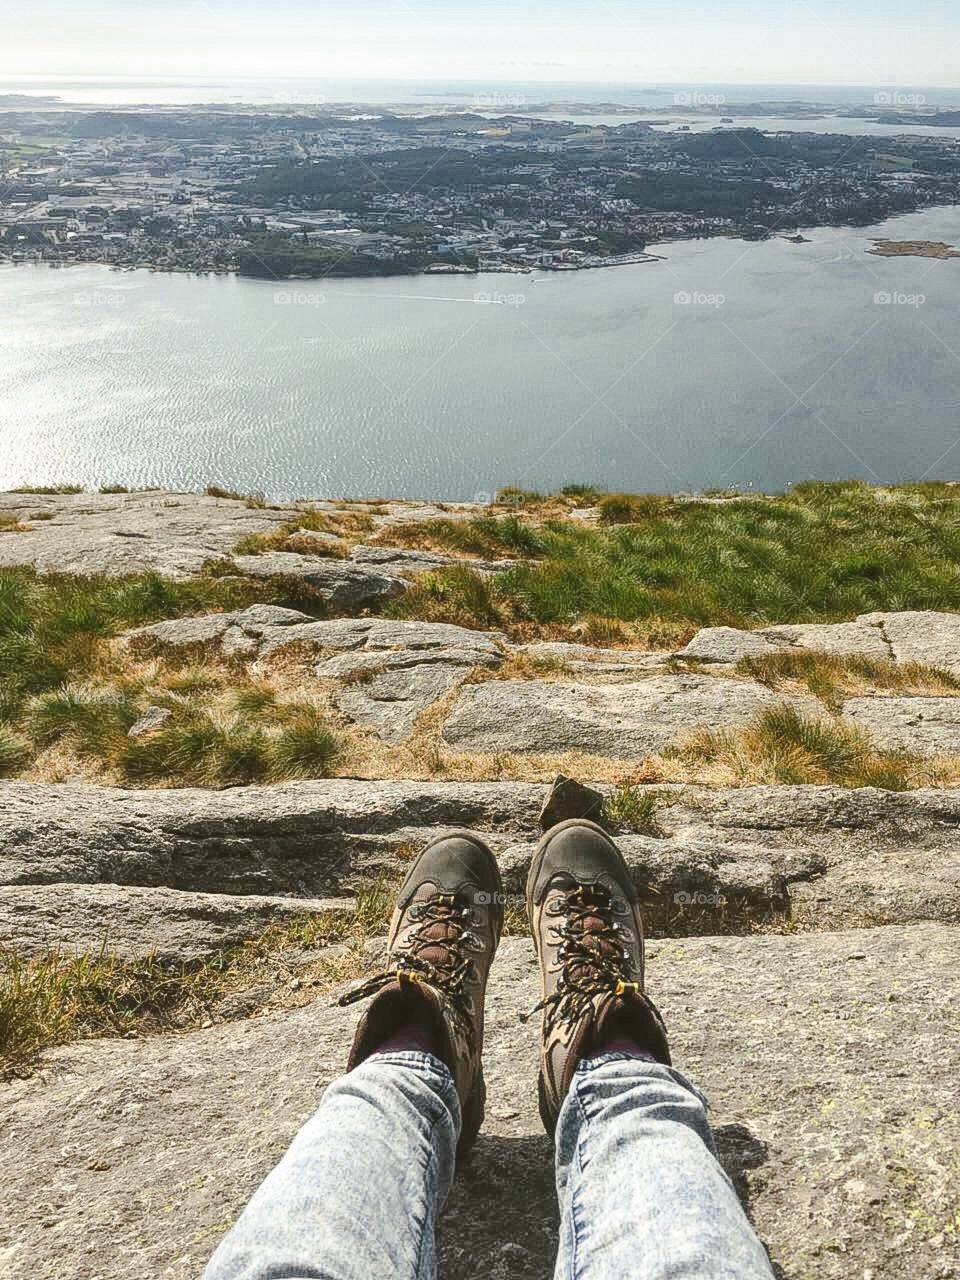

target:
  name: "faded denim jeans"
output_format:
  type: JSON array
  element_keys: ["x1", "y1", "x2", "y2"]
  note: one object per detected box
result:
[{"x1": 202, "y1": 1050, "x2": 775, "y2": 1280}]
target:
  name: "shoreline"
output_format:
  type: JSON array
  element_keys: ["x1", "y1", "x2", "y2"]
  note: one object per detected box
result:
[{"x1": 5, "y1": 202, "x2": 960, "y2": 280}]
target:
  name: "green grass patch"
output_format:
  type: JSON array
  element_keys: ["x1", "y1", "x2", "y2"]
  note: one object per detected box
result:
[
  {"x1": 601, "y1": 784, "x2": 663, "y2": 834},
  {"x1": 380, "y1": 481, "x2": 960, "y2": 638},
  {"x1": 0, "y1": 568, "x2": 264, "y2": 722},
  {"x1": 117, "y1": 702, "x2": 340, "y2": 788},
  {"x1": 495, "y1": 486, "x2": 543, "y2": 507}
]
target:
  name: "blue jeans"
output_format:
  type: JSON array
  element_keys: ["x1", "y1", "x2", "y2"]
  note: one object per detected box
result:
[{"x1": 203, "y1": 1051, "x2": 774, "y2": 1280}]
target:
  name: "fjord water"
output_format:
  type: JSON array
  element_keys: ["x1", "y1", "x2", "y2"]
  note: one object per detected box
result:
[{"x1": 2, "y1": 206, "x2": 960, "y2": 500}]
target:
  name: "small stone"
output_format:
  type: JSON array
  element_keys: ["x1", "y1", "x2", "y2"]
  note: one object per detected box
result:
[
  {"x1": 539, "y1": 774, "x2": 605, "y2": 831},
  {"x1": 847, "y1": 952, "x2": 867, "y2": 960},
  {"x1": 126, "y1": 705, "x2": 172, "y2": 738}
]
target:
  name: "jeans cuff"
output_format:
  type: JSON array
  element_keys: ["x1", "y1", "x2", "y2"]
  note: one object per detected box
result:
[
  {"x1": 364, "y1": 1049, "x2": 453, "y2": 1081},
  {"x1": 572, "y1": 1054, "x2": 711, "y2": 1110},
  {"x1": 574, "y1": 1050, "x2": 661, "y2": 1074}
]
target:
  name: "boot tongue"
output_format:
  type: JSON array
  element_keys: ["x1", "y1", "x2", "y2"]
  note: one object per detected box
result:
[
  {"x1": 416, "y1": 906, "x2": 462, "y2": 970},
  {"x1": 568, "y1": 890, "x2": 618, "y2": 984}
]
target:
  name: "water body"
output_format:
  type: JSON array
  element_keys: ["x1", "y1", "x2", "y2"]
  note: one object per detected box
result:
[
  {"x1": 4, "y1": 75, "x2": 960, "y2": 110},
  {"x1": 2, "y1": 207, "x2": 960, "y2": 500}
]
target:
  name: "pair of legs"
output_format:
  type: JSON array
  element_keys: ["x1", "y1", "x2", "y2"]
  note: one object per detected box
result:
[{"x1": 203, "y1": 821, "x2": 774, "y2": 1279}]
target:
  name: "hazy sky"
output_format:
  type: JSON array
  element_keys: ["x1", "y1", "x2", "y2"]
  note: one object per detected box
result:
[{"x1": 4, "y1": 0, "x2": 960, "y2": 87}]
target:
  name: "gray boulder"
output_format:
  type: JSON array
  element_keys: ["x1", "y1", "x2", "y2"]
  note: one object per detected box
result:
[
  {"x1": 861, "y1": 608, "x2": 960, "y2": 673},
  {"x1": 674, "y1": 626, "x2": 782, "y2": 664},
  {"x1": 323, "y1": 648, "x2": 500, "y2": 743},
  {"x1": 842, "y1": 695, "x2": 960, "y2": 755},
  {"x1": 125, "y1": 610, "x2": 506, "y2": 665},
  {"x1": 351, "y1": 544, "x2": 520, "y2": 577},
  {"x1": 0, "y1": 489, "x2": 293, "y2": 578},
  {"x1": 0, "y1": 883, "x2": 354, "y2": 965},
  {"x1": 0, "y1": 778, "x2": 545, "y2": 896},
  {"x1": 441, "y1": 676, "x2": 820, "y2": 757},
  {"x1": 230, "y1": 553, "x2": 406, "y2": 609},
  {"x1": 496, "y1": 830, "x2": 821, "y2": 915},
  {"x1": 677, "y1": 609, "x2": 960, "y2": 673}
]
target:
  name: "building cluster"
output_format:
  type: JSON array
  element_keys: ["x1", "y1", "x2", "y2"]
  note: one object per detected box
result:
[{"x1": 2, "y1": 106, "x2": 959, "y2": 276}]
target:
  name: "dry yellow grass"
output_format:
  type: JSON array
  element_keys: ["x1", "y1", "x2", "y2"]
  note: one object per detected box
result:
[
  {"x1": 633, "y1": 703, "x2": 960, "y2": 790},
  {"x1": 733, "y1": 649, "x2": 960, "y2": 711},
  {"x1": 1, "y1": 878, "x2": 397, "y2": 1076}
]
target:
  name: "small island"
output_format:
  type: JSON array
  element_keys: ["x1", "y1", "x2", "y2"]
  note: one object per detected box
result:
[{"x1": 868, "y1": 239, "x2": 960, "y2": 259}]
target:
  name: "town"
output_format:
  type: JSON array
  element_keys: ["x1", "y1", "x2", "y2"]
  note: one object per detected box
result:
[{"x1": 2, "y1": 103, "x2": 960, "y2": 277}]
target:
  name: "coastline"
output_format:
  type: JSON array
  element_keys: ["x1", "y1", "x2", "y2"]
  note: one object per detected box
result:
[{"x1": 6, "y1": 201, "x2": 960, "y2": 280}]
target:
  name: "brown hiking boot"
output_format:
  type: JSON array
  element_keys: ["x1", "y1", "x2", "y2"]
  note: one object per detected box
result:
[
  {"x1": 526, "y1": 818, "x2": 670, "y2": 1135},
  {"x1": 338, "y1": 831, "x2": 503, "y2": 1156}
]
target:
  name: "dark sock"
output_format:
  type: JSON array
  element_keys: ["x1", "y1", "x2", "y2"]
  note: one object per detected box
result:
[
  {"x1": 587, "y1": 1033, "x2": 657, "y2": 1062},
  {"x1": 371, "y1": 1022, "x2": 440, "y2": 1057},
  {"x1": 587, "y1": 1002, "x2": 658, "y2": 1062}
]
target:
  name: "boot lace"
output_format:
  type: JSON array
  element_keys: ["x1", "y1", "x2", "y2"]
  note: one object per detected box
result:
[
  {"x1": 521, "y1": 883, "x2": 637, "y2": 1030},
  {"x1": 337, "y1": 891, "x2": 477, "y2": 1038}
]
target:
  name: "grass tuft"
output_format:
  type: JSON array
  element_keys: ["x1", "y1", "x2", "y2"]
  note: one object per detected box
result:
[
  {"x1": 386, "y1": 566, "x2": 503, "y2": 629},
  {"x1": 10, "y1": 484, "x2": 83, "y2": 495},
  {"x1": 495, "y1": 486, "x2": 543, "y2": 507},
  {"x1": 601, "y1": 784, "x2": 663, "y2": 834},
  {"x1": 736, "y1": 649, "x2": 960, "y2": 711},
  {"x1": 269, "y1": 707, "x2": 341, "y2": 778},
  {"x1": 664, "y1": 702, "x2": 927, "y2": 789},
  {"x1": 597, "y1": 492, "x2": 670, "y2": 524},
  {"x1": 24, "y1": 683, "x2": 138, "y2": 752},
  {"x1": 0, "y1": 726, "x2": 29, "y2": 776}
]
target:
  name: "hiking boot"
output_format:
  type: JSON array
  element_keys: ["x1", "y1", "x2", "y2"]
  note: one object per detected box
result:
[
  {"x1": 526, "y1": 818, "x2": 670, "y2": 1135},
  {"x1": 338, "y1": 830, "x2": 503, "y2": 1156}
]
